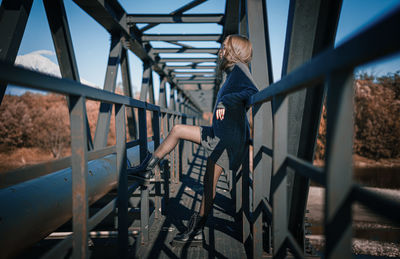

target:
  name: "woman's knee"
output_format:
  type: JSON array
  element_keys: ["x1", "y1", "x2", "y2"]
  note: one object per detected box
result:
[{"x1": 170, "y1": 124, "x2": 180, "y2": 134}]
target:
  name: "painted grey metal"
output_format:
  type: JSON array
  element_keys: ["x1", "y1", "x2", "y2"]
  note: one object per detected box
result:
[
  {"x1": 153, "y1": 48, "x2": 219, "y2": 54},
  {"x1": 222, "y1": 0, "x2": 240, "y2": 37},
  {"x1": 43, "y1": 0, "x2": 94, "y2": 151},
  {"x1": 140, "y1": 62, "x2": 155, "y2": 104},
  {"x1": 353, "y1": 184, "x2": 400, "y2": 223},
  {"x1": 166, "y1": 65, "x2": 216, "y2": 70},
  {"x1": 69, "y1": 95, "x2": 89, "y2": 258},
  {"x1": 140, "y1": 185, "x2": 150, "y2": 244},
  {"x1": 139, "y1": 0, "x2": 207, "y2": 32},
  {"x1": 272, "y1": 94, "x2": 288, "y2": 258},
  {"x1": 0, "y1": 0, "x2": 33, "y2": 103},
  {"x1": 172, "y1": 71, "x2": 215, "y2": 76},
  {"x1": 324, "y1": 70, "x2": 354, "y2": 258},
  {"x1": 120, "y1": 47, "x2": 138, "y2": 140},
  {"x1": 127, "y1": 14, "x2": 224, "y2": 24},
  {"x1": 281, "y1": 0, "x2": 343, "y2": 249},
  {"x1": 115, "y1": 103, "x2": 128, "y2": 258},
  {"x1": 160, "y1": 57, "x2": 217, "y2": 63},
  {"x1": 94, "y1": 36, "x2": 122, "y2": 149},
  {"x1": 245, "y1": 0, "x2": 274, "y2": 256},
  {"x1": 175, "y1": 76, "x2": 216, "y2": 81},
  {"x1": 158, "y1": 77, "x2": 168, "y2": 108},
  {"x1": 176, "y1": 80, "x2": 215, "y2": 84},
  {"x1": 286, "y1": 154, "x2": 325, "y2": 185},
  {"x1": 142, "y1": 34, "x2": 221, "y2": 42}
]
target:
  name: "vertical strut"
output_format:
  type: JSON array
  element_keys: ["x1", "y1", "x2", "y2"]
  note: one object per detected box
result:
[{"x1": 94, "y1": 36, "x2": 122, "y2": 149}]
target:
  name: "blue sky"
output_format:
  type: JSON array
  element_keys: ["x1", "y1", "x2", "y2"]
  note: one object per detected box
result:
[{"x1": 4, "y1": 0, "x2": 400, "y2": 99}]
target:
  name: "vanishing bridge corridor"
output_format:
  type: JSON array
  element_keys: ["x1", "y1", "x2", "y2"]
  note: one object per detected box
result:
[{"x1": 0, "y1": 0, "x2": 399, "y2": 258}]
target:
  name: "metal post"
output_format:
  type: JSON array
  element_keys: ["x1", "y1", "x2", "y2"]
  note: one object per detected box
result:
[
  {"x1": 153, "y1": 109, "x2": 161, "y2": 218},
  {"x1": 272, "y1": 94, "x2": 288, "y2": 258},
  {"x1": 282, "y1": 0, "x2": 343, "y2": 249},
  {"x1": 94, "y1": 36, "x2": 122, "y2": 148},
  {"x1": 120, "y1": 47, "x2": 138, "y2": 140},
  {"x1": 137, "y1": 107, "x2": 150, "y2": 245},
  {"x1": 158, "y1": 76, "x2": 168, "y2": 108},
  {"x1": 140, "y1": 62, "x2": 155, "y2": 103},
  {"x1": 69, "y1": 95, "x2": 89, "y2": 258},
  {"x1": 115, "y1": 104, "x2": 128, "y2": 258},
  {"x1": 245, "y1": 0, "x2": 274, "y2": 256},
  {"x1": 324, "y1": 70, "x2": 354, "y2": 258},
  {"x1": 140, "y1": 185, "x2": 149, "y2": 244}
]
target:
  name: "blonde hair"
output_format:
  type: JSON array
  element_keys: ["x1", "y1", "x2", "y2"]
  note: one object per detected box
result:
[{"x1": 217, "y1": 34, "x2": 253, "y2": 72}]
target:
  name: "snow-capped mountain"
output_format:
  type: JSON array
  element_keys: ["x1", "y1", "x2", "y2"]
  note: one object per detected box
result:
[{"x1": 14, "y1": 50, "x2": 98, "y2": 88}]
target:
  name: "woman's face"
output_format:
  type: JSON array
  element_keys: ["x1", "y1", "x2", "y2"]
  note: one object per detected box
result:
[{"x1": 219, "y1": 40, "x2": 227, "y2": 59}]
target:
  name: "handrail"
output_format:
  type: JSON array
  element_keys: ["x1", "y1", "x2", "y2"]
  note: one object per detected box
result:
[{"x1": 247, "y1": 5, "x2": 400, "y2": 107}]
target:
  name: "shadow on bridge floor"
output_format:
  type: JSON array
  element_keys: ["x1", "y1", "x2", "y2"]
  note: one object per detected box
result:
[{"x1": 134, "y1": 147, "x2": 246, "y2": 259}]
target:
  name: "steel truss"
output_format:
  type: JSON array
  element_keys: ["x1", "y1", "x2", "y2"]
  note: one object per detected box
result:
[{"x1": 0, "y1": 0, "x2": 399, "y2": 258}]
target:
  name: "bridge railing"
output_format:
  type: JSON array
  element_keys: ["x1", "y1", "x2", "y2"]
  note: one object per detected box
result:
[
  {"x1": 0, "y1": 61, "x2": 199, "y2": 258},
  {"x1": 239, "y1": 6, "x2": 400, "y2": 259}
]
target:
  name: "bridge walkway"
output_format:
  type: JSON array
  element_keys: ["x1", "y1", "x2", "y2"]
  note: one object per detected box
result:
[{"x1": 134, "y1": 147, "x2": 247, "y2": 259}]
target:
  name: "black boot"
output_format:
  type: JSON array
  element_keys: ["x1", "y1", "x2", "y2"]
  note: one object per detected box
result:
[
  {"x1": 172, "y1": 212, "x2": 207, "y2": 247},
  {"x1": 127, "y1": 151, "x2": 161, "y2": 179}
]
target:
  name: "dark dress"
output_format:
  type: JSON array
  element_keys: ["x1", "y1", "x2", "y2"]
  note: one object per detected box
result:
[{"x1": 200, "y1": 62, "x2": 259, "y2": 172}]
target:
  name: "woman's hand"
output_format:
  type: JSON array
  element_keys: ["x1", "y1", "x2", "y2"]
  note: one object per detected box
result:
[{"x1": 216, "y1": 108, "x2": 225, "y2": 120}]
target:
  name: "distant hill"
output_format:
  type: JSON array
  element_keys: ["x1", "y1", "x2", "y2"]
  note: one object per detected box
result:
[{"x1": 13, "y1": 50, "x2": 98, "y2": 88}]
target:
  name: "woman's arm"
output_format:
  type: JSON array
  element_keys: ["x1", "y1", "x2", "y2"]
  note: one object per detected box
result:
[{"x1": 216, "y1": 82, "x2": 258, "y2": 110}]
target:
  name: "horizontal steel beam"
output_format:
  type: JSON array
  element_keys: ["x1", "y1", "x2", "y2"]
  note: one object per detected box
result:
[
  {"x1": 166, "y1": 65, "x2": 216, "y2": 70},
  {"x1": 175, "y1": 76, "x2": 216, "y2": 80},
  {"x1": 160, "y1": 57, "x2": 217, "y2": 63},
  {"x1": 142, "y1": 34, "x2": 221, "y2": 41},
  {"x1": 0, "y1": 142, "x2": 155, "y2": 258},
  {"x1": 172, "y1": 71, "x2": 215, "y2": 76},
  {"x1": 177, "y1": 80, "x2": 215, "y2": 84},
  {"x1": 153, "y1": 47, "x2": 219, "y2": 54},
  {"x1": 127, "y1": 14, "x2": 224, "y2": 23},
  {"x1": 140, "y1": 0, "x2": 207, "y2": 32}
]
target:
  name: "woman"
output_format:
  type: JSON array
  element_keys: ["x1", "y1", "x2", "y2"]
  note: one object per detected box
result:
[{"x1": 129, "y1": 34, "x2": 259, "y2": 245}]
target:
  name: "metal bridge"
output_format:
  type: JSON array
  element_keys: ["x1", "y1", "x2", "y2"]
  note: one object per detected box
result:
[{"x1": 0, "y1": 0, "x2": 399, "y2": 258}]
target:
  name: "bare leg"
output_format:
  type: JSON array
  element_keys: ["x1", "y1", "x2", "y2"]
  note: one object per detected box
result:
[
  {"x1": 199, "y1": 158, "x2": 223, "y2": 217},
  {"x1": 154, "y1": 124, "x2": 201, "y2": 159}
]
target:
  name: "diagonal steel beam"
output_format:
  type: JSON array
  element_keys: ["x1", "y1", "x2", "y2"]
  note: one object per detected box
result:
[
  {"x1": 43, "y1": 0, "x2": 94, "y2": 151},
  {"x1": 0, "y1": 0, "x2": 33, "y2": 104},
  {"x1": 140, "y1": 0, "x2": 207, "y2": 32}
]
